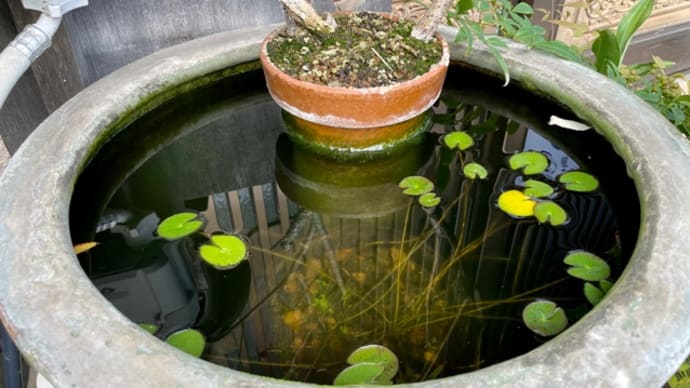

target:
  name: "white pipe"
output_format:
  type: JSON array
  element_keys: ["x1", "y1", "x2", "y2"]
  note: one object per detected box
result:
[{"x1": 0, "y1": 14, "x2": 62, "y2": 111}]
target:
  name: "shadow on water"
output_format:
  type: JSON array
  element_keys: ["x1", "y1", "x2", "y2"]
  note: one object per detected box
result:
[{"x1": 69, "y1": 64, "x2": 639, "y2": 384}]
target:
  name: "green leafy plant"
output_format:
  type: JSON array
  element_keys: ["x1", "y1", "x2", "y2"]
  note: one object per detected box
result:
[
  {"x1": 583, "y1": 280, "x2": 613, "y2": 306},
  {"x1": 157, "y1": 212, "x2": 204, "y2": 240},
  {"x1": 448, "y1": 0, "x2": 582, "y2": 84},
  {"x1": 399, "y1": 176, "x2": 435, "y2": 196},
  {"x1": 522, "y1": 179, "x2": 554, "y2": 198},
  {"x1": 463, "y1": 162, "x2": 488, "y2": 179},
  {"x1": 443, "y1": 131, "x2": 474, "y2": 150}
]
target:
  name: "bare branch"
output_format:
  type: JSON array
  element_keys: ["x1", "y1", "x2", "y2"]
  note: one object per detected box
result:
[
  {"x1": 277, "y1": 0, "x2": 337, "y2": 35},
  {"x1": 411, "y1": 0, "x2": 454, "y2": 42}
]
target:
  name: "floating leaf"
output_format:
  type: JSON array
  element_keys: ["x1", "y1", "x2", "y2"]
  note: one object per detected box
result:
[
  {"x1": 443, "y1": 131, "x2": 474, "y2": 151},
  {"x1": 523, "y1": 179, "x2": 554, "y2": 198},
  {"x1": 534, "y1": 201, "x2": 568, "y2": 226},
  {"x1": 599, "y1": 279, "x2": 613, "y2": 294},
  {"x1": 334, "y1": 363, "x2": 386, "y2": 386},
  {"x1": 563, "y1": 251, "x2": 610, "y2": 282},
  {"x1": 509, "y1": 151, "x2": 549, "y2": 175},
  {"x1": 165, "y1": 329, "x2": 206, "y2": 357},
  {"x1": 558, "y1": 171, "x2": 599, "y2": 192},
  {"x1": 584, "y1": 283, "x2": 605, "y2": 306},
  {"x1": 347, "y1": 345, "x2": 399, "y2": 381},
  {"x1": 73, "y1": 242, "x2": 99, "y2": 254},
  {"x1": 418, "y1": 192, "x2": 441, "y2": 208},
  {"x1": 399, "y1": 176, "x2": 434, "y2": 196},
  {"x1": 498, "y1": 190, "x2": 537, "y2": 218},
  {"x1": 157, "y1": 212, "x2": 203, "y2": 240},
  {"x1": 138, "y1": 323, "x2": 159, "y2": 334},
  {"x1": 199, "y1": 234, "x2": 248, "y2": 270},
  {"x1": 463, "y1": 162, "x2": 488, "y2": 180},
  {"x1": 522, "y1": 300, "x2": 568, "y2": 337}
]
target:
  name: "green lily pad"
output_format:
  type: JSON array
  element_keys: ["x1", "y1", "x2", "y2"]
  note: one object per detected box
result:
[
  {"x1": 523, "y1": 179, "x2": 554, "y2": 198},
  {"x1": 334, "y1": 363, "x2": 386, "y2": 386},
  {"x1": 199, "y1": 234, "x2": 248, "y2": 270},
  {"x1": 522, "y1": 300, "x2": 568, "y2": 337},
  {"x1": 509, "y1": 151, "x2": 549, "y2": 175},
  {"x1": 584, "y1": 282, "x2": 605, "y2": 306},
  {"x1": 346, "y1": 345, "x2": 399, "y2": 381},
  {"x1": 534, "y1": 201, "x2": 569, "y2": 226},
  {"x1": 599, "y1": 279, "x2": 613, "y2": 294},
  {"x1": 399, "y1": 176, "x2": 434, "y2": 196},
  {"x1": 563, "y1": 251, "x2": 610, "y2": 282},
  {"x1": 498, "y1": 189, "x2": 537, "y2": 218},
  {"x1": 157, "y1": 212, "x2": 203, "y2": 240},
  {"x1": 443, "y1": 131, "x2": 474, "y2": 151},
  {"x1": 418, "y1": 192, "x2": 441, "y2": 208},
  {"x1": 165, "y1": 329, "x2": 206, "y2": 357},
  {"x1": 463, "y1": 162, "x2": 488, "y2": 180},
  {"x1": 138, "y1": 323, "x2": 159, "y2": 334},
  {"x1": 558, "y1": 171, "x2": 599, "y2": 192}
]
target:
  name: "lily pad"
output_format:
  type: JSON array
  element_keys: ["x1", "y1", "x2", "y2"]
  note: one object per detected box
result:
[
  {"x1": 418, "y1": 192, "x2": 441, "y2": 208},
  {"x1": 563, "y1": 251, "x2": 610, "y2": 282},
  {"x1": 346, "y1": 345, "x2": 399, "y2": 381},
  {"x1": 334, "y1": 363, "x2": 386, "y2": 386},
  {"x1": 522, "y1": 300, "x2": 568, "y2": 337},
  {"x1": 509, "y1": 151, "x2": 549, "y2": 175},
  {"x1": 534, "y1": 201, "x2": 569, "y2": 226},
  {"x1": 599, "y1": 279, "x2": 613, "y2": 294},
  {"x1": 558, "y1": 171, "x2": 599, "y2": 192},
  {"x1": 165, "y1": 329, "x2": 206, "y2": 357},
  {"x1": 138, "y1": 323, "x2": 159, "y2": 334},
  {"x1": 498, "y1": 189, "x2": 537, "y2": 218},
  {"x1": 443, "y1": 131, "x2": 474, "y2": 151},
  {"x1": 463, "y1": 162, "x2": 488, "y2": 180},
  {"x1": 399, "y1": 176, "x2": 434, "y2": 196},
  {"x1": 584, "y1": 282, "x2": 605, "y2": 306},
  {"x1": 523, "y1": 179, "x2": 554, "y2": 198},
  {"x1": 157, "y1": 212, "x2": 204, "y2": 240},
  {"x1": 199, "y1": 234, "x2": 248, "y2": 270}
]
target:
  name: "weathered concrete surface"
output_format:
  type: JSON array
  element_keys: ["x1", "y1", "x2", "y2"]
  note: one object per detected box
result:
[{"x1": 0, "y1": 24, "x2": 688, "y2": 388}]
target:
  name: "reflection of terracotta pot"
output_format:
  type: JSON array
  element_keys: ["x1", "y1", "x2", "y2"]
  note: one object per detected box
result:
[
  {"x1": 259, "y1": 13, "x2": 450, "y2": 129},
  {"x1": 275, "y1": 133, "x2": 434, "y2": 218}
]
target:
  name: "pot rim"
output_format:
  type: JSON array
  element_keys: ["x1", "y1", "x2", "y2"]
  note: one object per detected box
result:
[{"x1": 0, "y1": 23, "x2": 689, "y2": 387}]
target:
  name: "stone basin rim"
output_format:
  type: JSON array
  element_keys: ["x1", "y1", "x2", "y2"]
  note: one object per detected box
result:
[{"x1": 0, "y1": 24, "x2": 688, "y2": 387}]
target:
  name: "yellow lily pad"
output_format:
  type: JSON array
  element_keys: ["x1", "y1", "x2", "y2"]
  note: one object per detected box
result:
[{"x1": 498, "y1": 190, "x2": 537, "y2": 217}]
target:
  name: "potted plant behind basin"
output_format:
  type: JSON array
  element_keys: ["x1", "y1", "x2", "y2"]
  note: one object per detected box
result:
[{"x1": 260, "y1": 0, "x2": 452, "y2": 156}]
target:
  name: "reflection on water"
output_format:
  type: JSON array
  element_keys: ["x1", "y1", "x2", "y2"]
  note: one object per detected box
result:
[{"x1": 69, "y1": 66, "x2": 639, "y2": 384}]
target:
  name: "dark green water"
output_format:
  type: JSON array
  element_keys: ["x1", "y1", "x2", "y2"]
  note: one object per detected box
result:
[{"x1": 70, "y1": 63, "x2": 639, "y2": 384}]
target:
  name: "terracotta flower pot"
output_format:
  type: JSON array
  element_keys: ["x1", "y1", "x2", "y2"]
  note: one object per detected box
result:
[{"x1": 259, "y1": 12, "x2": 450, "y2": 132}]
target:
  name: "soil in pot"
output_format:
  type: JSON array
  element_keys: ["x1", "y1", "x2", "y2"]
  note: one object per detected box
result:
[
  {"x1": 266, "y1": 11, "x2": 443, "y2": 88},
  {"x1": 69, "y1": 64, "x2": 639, "y2": 384}
]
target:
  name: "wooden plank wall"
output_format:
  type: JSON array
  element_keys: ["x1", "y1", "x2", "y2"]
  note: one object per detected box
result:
[{"x1": 0, "y1": 0, "x2": 391, "y2": 153}]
